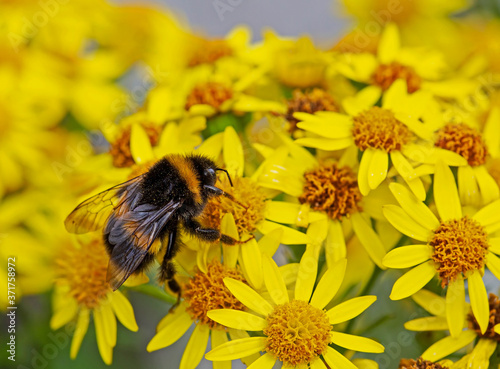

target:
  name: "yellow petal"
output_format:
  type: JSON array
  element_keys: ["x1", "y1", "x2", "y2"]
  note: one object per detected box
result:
[
  {"x1": 247, "y1": 353, "x2": 276, "y2": 369},
  {"x1": 156, "y1": 303, "x2": 187, "y2": 332},
  {"x1": 240, "y1": 239, "x2": 263, "y2": 290},
  {"x1": 50, "y1": 298, "x2": 78, "y2": 330},
  {"x1": 222, "y1": 213, "x2": 239, "y2": 268},
  {"x1": 198, "y1": 132, "x2": 224, "y2": 159},
  {"x1": 351, "y1": 212, "x2": 386, "y2": 269},
  {"x1": 472, "y1": 199, "x2": 500, "y2": 233},
  {"x1": 488, "y1": 237, "x2": 500, "y2": 254},
  {"x1": 223, "y1": 126, "x2": 244, "y2": 177},
  {"x1": 94, "y1": 309, "x2": 113, "y2": 365},
  {"x1": 294, "y1": 137, "x2": 353, "y2": 151},
  {"x1": 296, "y1": 120, "x2": 352, "y2": 139},
  {"x1": 390, "y1": 261, "x2": 436, "y2": 300},
  {"x1": 330, "y1": 331, "x2": 384, "y2": 353},
  {"x1": 147, "y1": 310, "x2": 192, "y2": 351},
  {"x1": 70, "y1": 309, "x2": 90, "y2": 359},
  {"x1": 474, "y1": 165, "x2": 500, "y2": 205},
  {"x1": 257, "y1": 220, "x2": 309, "y2": 245},
  {"x1": 468, "y1": 270, "x2": 489, "y2": 334},
  {"x1": 458, "y1": 165, "x2": 481, "y2": 206},
  {"x1": 223, "y1": 277, "x2": 274, "y2": 317},
  {"x1": 389, "y1": 183, "x2": 440, "y2": 231},
  {"x1": 486, "y1": 252, "x2": 500, "y2": 280},
  {"x1": 295, "y1": 248, "x2": 318, "y2": 302},
  {"x1": 258, "y1": 228, "x2": 283, "y2": 257},
  {"x1": 98, "y1": 302, "x2": 117, "y2": 347},
  {"x1": 368, "y1": 149, "x2": 388, "y2": 190},
  {"x1": 211, "y1": 331, "x2": 232, "y2": 369},
  {"x1": 421, "y1": 331, "x2": 477, "y2": 362},
  {"x1": 404, "y1": 316, "x2": 449, "y2": 331},
  {"x1": 109, "y1": 290, "x2": 138, "y2": 332},
  {"x1": 390, "y1": 150, "x2": 417, "y2": 181},
  {"x1": 207, "y1": 310, "x2": 267, "y2": 331},
  {"x1": 483, "y1": 107, "x2": 500, "y2": 158},
  {"x1": 180, "y1": 324, "x2": 210, "y2": 369},
  {"x1": 326, "y1": 296, "x2": 376, "y2": 325},
  {"x1": 262, "y1": 254, "x2": 289, "y2": 305},
  {"x1": 323, "y1": 346, "x2": 357, "y2": 369},
  {"x1": 130, "y1": 123, "x2": 154, "y2": 164},
  {"x1": 310, "y1": 259, "x2": 347, "y2": 310},
  {"x1": 205, "y1": 337, "x2": 267, "y2": 361},
  {"x1": 446, "y1": 277, "x2": 465, "y2": 338},
  {"x1": 310, "y1": 358, "x2": 328, "y2": 369},
  {"x1": 412, "y1": 289, "x2": 445, "y2": 316},
  {"x1": 378, "y1": 23, "x2": 400, "y2": 64},
  {"x1": 351, "y1": 358, "x2": 380, "y2": 369},
  {"x1": 383, "y1": 245, "x2": 432, "y2": 268},
  {"x1": 383, "y1": 205, "x2": 431, "y2": 242},
  {"x1": 358, "y1": 149, "x2": 374, "y2": 196},
  {"x1": 434, "y1": 161, "x2": 462, "y2": 221},
  {"x1": 325, "y1": 220, "x2": 347, "y2": 266}
]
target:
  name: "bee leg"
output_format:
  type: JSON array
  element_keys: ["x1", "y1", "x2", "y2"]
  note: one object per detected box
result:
[
  {"x1": 203, "y1": 185, "x2": 248, "y2": 209},
  {"x1": 158, "y1": 228, "x2": 182, "y2": 311},
  {"x1": 184, "y1": 218, "x2": 254, "y2": 245}
]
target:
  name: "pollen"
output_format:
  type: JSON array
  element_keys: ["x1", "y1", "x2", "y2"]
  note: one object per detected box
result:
[
  {"x1": 467, "y1": 293, "x2": 500, "y2": 341},
  {"x1": 182, "y1": 260, "x2": 247, "y2": 329},
  {"x1": 109, "y1": 123, "x2": 161, "y2": 168},
  {"x1": 352, "y1": 107, "x2": 413, "y2": 152},
  {"x1": 285, "y1": 88, "x2": 339, "y2": 133},
  {"x1": 185, "y1": 82, "x2": 233, "y2": 111},
  {"x1": 429, "y1": 217, "x2": 489, "y2": 287},
  {"x1": 188, "y1": 38, "x2": 233, "y2": 67},
  {"x1": 55, "y1": 239, "x2": 111, "y2": 309},
  {"x1": 372, "y1": 62, "x2": 421, "y2": 93},
  {"x1": 299, "y1": 163, "x2": 362, "y2": 220},
  {"x1": 264, "y1": 299, "x2": 331, "y2": 367},
  {"x1": 398, "y1": 357, "x2": 448, "y2": 369},
  {"x1": 435, "y1": 123, "x2": 488, "y2": 166},
  {"x1": 200, "y1": 177, "x2": 267, "y2": 237}
]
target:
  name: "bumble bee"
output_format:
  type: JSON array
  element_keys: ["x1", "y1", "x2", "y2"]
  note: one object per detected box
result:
[{"x1": 65, "y1": 154, "x2": 241, "y2": 292}]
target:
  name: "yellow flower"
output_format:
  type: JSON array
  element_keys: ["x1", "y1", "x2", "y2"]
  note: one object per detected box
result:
[
  {"x1": 382, "y1": 161, "x2": 500, "y2": 337},
  {"x1": 51, "y1": 235, "x2": 138, "y2": 365},
  {"x1": 255, "y1": 136, "x2": 399, "y2": 269},
  {"x1": 205, "y1": 253, "x2": 383, "y2": 368},
  {"x1": 335, "y1": 23, "x2": 476, "y2": 99},
  {"x1": 147, "y1": 258, "x2": 257, "y2": 369},
  {"x1": 293, "y1": 79, "x2": 466, "y2": 200},
  {"x1": 404, "y1": 289, "x2": 500, "y2": 365}
]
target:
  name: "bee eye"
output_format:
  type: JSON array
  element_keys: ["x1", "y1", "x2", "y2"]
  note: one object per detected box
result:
[{"x1": 203, "y1": 168, "x2": 216, "y2": 184}]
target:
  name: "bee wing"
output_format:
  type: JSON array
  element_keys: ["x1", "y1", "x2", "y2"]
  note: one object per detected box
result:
[
  {"x1": 64, "y1": 176, "x2": 144, "y2": 234},
  {"x1": 105, "y1": 199, "x2": 183, "y2": 291}
]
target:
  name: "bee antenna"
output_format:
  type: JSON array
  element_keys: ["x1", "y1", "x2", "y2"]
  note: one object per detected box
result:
[{"x1": 216, "y1": 168, "x2": 233, "y2": 187}]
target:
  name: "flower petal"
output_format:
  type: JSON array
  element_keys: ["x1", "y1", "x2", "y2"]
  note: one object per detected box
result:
[
  {"x1": 247, "y1": 353, "x2": 276, "y2": 369},
  {"x1": 421, "y1": 331, "x2": 477, "y2": 362},
  {"x1": 223, "y1": 278, "x2": 273, "y2": 317},
  {"x1": 325, "y1": 220, "x2": 347, "y2": 266},
  {"x1": 412, "y1": 289, "x2": 445, "y2": 316},
  {"x1": 222, "y1": 213, "x2": 239, "y2": 268},
  {"x1": 389, "y1": 183, "x2": 440, "y2": 231},
  {"x1": 383, "y1": 245, "x2": 432, "y2": 268},
  {"x1": 295, "y1": 137, "x2": 353, "y2": 151},
  {"x1": 262, "y1": 254, "x2": 289, "y2": 305},
  {"x1": 257, "y1": 220, "x2": 309, "y2": 245},
  {"x1": 240, "y1": 239, "x2": 263, "y2": 290},
  {"x1": 109, "y1": 290, "x2": 138, "y2": 332},
  {"x1": 486, "y1": 252, "x2": 500, "y2": 280},
  {"x1": 94, "y1": 309, "x2": 113, "y2": 365},
  {"x1": 295, "y1": 248, "x2": 318, "y2": 302},
  {"x1": 378, "y1": 23, "x2": 400, "y2": 64},
  {"x1": 404, "y1": 316, "x2": 449, "y2": 331},
  {"x1": 180, "y1": 324, "x2": 210, "y2": 369},
  {"x1": 223, "y1": 126, "x2": 244, "y2": 177},
  {"x1": 130, "y1": 123, "x2": 154, "y2": 164},
  {"x1": 147, "y1": 309, "x2": 192, "y2": 351},
  {"x1": 327, "y1": 296, "x2": 377, "y2": 325},
  {"x1": 468, "y1": 270, "x2": 489, "y2": 334},
  {"x1": 458, "y1": 166, "x2": 481, "y2": 206},
  {"x1": 446, "y1": 277, "x2": 465, "y2": 338},
  {"x1": 330, "y1": 331, "x2": 384, "y2": 353},
  {"x1": 70, "y1": 309, "x2": 90, "y2": 359},
  {"x1": 472, "y1": 199, "x2": 500, "y2": 232},
  {"x1": 358, "y1": 149, "x2": 374, "y2": 196},
  {"x1": 323, "y1": 346, "x2": 357, "y2": 369},
  {"x1": 351, "y1": 212, "x2": 387, "y2": 269},
  {"x1": 368, "y1": 149, "x2": 388, "y2": 190},
  {"x1": 383, "y1": 205, "x2": 431, "y2": 242},
  {"x1": 50, "y1": 298, "x2": 78, "y2": 330},
  {"x1": 390, "y1": 261, "x2": 436, "y2": 300},
  {"x1": 258, "y1": 228, "x2": 283, "y2": 257},
  {"x1": 434, "y1": 161, "x2": 462, "y2": 221},
  {"x1": 475, "y1": 166, "x2": 500, "y2": 205},
  {"x1": 208, "y1": 309, "x2": 267, "y2": 331},
  {"x1": 310, "y1": 258, "x2": 347, "y2": 310},
  {"x1": 205, "y1": 337, "x2": 267, "y2": 361}
]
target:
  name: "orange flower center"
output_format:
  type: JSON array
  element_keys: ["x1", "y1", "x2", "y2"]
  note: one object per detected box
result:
[
  {"x1": 299, "y1": 163, "x2": 362, "y2": 220},
  {"x1": 188, "y1": 39, "x2": 233, "y2": 67},
  {"x1": 264, "y1": 299, "x2": 331, "y2": 367},
  {"x1": 182, "y1": 260, "x2": 246, "y2": 329},
  {"x1": 372, "y1": 62, "x2": 421, "y2": 93},
  {"x1": 467, "y1": 293, "x2": 500, "y2": 341},
  {"x1": 285, "y1": 88, "x2": 339, "y2": 133},
  {"x1": 185, "y1": 82, "x2": 233, "y2": 111},
  {"x1": 200, "y1": 177, "x2": 267, "y2": 238},
  {"x1": 398, "y1": 357, "x2": 449, "y2": 369},
  {"x1": 352, "y1": 107, "x2": 413, "y2": 152},
  {"x1": 56, "y1": 239, "x2": 111, "y2": 309},
  {"x1": 435, "y1": 123, "x2": 488, "y2": 166},
  {"x1": 430, "y1": 217, "x2": 489, "y2": 287},
  {"x1": 109, "y1": 123, "x2": 161, "y2": 168}
]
